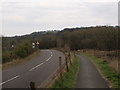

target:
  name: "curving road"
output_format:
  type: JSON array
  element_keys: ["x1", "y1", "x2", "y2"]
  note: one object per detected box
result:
[{"x1": 2, "y1": 50, "x2": 65, "y2": 88}]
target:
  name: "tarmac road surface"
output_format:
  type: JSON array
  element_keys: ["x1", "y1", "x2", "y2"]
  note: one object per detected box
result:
[{"x1": 2, "y1": 50, "x2": 65, "y2": 88}]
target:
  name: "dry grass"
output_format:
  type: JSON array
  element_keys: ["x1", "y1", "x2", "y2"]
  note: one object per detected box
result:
[
  {"x1": 110, "y1": 59, "x2": 118, "y2": 72},
  {"x1": 83, "y1": 54, "x2": 120, "y2": 88},
  {"x1": 2, "y1": 50, "x2": 41, "y2": 70},
  {"x1": 78, "y1": 49, "x2": 119, "y2": 74}
]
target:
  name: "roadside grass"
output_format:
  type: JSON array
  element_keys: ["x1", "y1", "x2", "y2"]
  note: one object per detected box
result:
[
  {"x1": 3, "y1": 50, "x2": 41, "y2": 70},
  {"x1": 50, "y1": 56, "x2": 79, "y2": 88},
  {"x1": 81, "y1": 53, "x2": 120, "y2": 88}
]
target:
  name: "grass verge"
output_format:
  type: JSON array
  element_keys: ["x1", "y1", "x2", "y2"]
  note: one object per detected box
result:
[
  {"x1": 50, "y1": 56, "x2": 79, "y2": 88},
  {"x1": 82, "y1": 53, "x2": 120, "y2": 88},
  {"x1": 3, "y1": 50, "x2": 41, "y2": 70}
]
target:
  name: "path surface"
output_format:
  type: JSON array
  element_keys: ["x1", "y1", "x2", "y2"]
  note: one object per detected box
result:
[
  {"x1": 76, "y1": 54, "x2": 109, "y2": 88},
  {"x1": 2, "y1": 50, "x2": 65, "y2": 88}
]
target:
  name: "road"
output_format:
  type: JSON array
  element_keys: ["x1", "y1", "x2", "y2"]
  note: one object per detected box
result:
[
  {"x1": 2, "y1": 50, "x2": 65, "y2": 88},
  {"x1": 76, "y1": 54, "x2": 109, "y2": 88}
]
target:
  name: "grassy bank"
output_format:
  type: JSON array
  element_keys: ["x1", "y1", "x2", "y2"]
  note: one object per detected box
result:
[
  {"x1": 50, "y1": 56, "x2": 79, "y2": 88},
  {"x1": 82, "y1": 54, "x2": 120, "y2": 88},
  {"x1": 3, "y1": 50, "x2": 41, "y2": 70}
]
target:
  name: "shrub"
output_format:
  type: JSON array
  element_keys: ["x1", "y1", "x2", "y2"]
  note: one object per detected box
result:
[
  {"x1": 2, "y1": 51, "x2": 11, "y2": 63},
  {"x1": 14, "y1": 40, "x2": 35, "y2": 58}
]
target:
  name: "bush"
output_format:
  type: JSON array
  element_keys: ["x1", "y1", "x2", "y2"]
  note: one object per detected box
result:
[
  {"x1": 14, "y1": 40, "x2": 36, "y2": 58},
  {"x1": 2, "y1": 51, "x2": 11, "y2": 63},
  {"x1": 2, "y1": 40, "x2": 38, "y2": 64}
]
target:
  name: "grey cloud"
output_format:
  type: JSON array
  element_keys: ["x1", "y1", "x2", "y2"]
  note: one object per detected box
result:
[
  {"x1": 2, "y1": 1, "x2": 118, "y2": 36},
  {"x1": 118, "y1": 1, "x2": 120, "y2": 26}
]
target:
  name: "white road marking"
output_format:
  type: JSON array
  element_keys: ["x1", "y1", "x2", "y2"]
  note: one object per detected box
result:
[
  {"x1": 0, "y1": 75, "x2": 20, "y2": 86},
  {"x1": 47, "y1": 51, "x2": 53, "y2": 61},
  {"x1": 29, "y1": 50, "x2": 53, "y2": 71},
  {"x1": 1, "y1": 50, "x2": 54, "y2": 86},
  {"x1": 46, "y1": 57, "x2": 51, "y2": 61},
  {"x1": 51, "y1": 52, "x2": 53, "y2": 55},
  {"x1": 50, "y1": 51, "x2": 53, "y2": 56},
  {"x1": 29, "y1": 63, "x2": 44, "y2": 71}
]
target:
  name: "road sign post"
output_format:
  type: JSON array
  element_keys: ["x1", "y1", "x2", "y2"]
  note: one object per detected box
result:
[
  {"x1": 36, "y1": 41, "x2": 39, "y2": 49},
  {"x1": 32, "y1": 43, "x2": 35, "y2": 49}
]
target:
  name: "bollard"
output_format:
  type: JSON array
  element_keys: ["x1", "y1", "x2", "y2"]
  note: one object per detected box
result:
[
  {"x1": 30, "y1": 82, "x2": 36, "y2": 90},
  {"x1": 59, "y1": 56, "x2": 62, "y2": 78},
  {"x1": 65, "y1": 56, "x2": 69, "y2": 72}
]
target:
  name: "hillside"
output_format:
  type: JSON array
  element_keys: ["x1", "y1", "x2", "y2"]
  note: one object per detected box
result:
[{"x1": 2, "y1": 26, "x2": 120, "y2": 63}]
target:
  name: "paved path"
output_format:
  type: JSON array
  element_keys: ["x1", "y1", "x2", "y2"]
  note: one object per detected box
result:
[
  {"x1": 2, "y1": 50, "x2": 65, "y2": 88},
  {"x1": 76, "y1": 54, "x2": 109, "y2": 88}
]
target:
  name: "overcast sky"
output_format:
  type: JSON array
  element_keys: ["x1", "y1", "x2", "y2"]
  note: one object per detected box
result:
[{"x1": 1, "y1": 0, "x2": 119, "y2": 36}]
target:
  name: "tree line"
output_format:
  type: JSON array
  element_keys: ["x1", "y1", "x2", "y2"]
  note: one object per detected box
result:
[{"x1": 2, "y1": 26, "x2": 120, "y2": 63}]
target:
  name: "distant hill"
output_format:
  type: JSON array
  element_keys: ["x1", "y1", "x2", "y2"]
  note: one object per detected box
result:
[{"x1": 2, "y1": 25, "x2": 119, "y2": 51}]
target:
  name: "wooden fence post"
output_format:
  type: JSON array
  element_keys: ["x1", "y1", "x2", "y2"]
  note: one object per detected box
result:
[
  {"x1": 68, "y1": 52, "x2": 72, "y2": 65},
  {"x1": 65, "y1": 56, "x2": 69, "y2": 72},
  {"x1": 30, "y1": 82, "x2": 36, "y2": 90},
  {"x1": 59, "y1": 57, "x2": 62, "y2": 78}
]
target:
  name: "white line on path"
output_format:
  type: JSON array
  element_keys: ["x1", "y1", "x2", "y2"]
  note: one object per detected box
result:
[
  {"x1": 51, "y1": 52, "x2": 53, "y2": 56},
  {"x1": 0, "y1": 75, "x2": 20, "y2": 86},
  {"x1": 29, "y1": 50, "x2": 53, "y2": 71},
  {"x1": 47, "y1": 51, "x2": 53, "y2": 61},
  {"x1": 46, "y1": 57, "x2": 51, "y2": 61},
  {"x1": 1, "y1": 50, "x2": 54, "y2": 86},
  {"x1": 29, "y1": 63, "x2": 44, "y2": 71}
]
